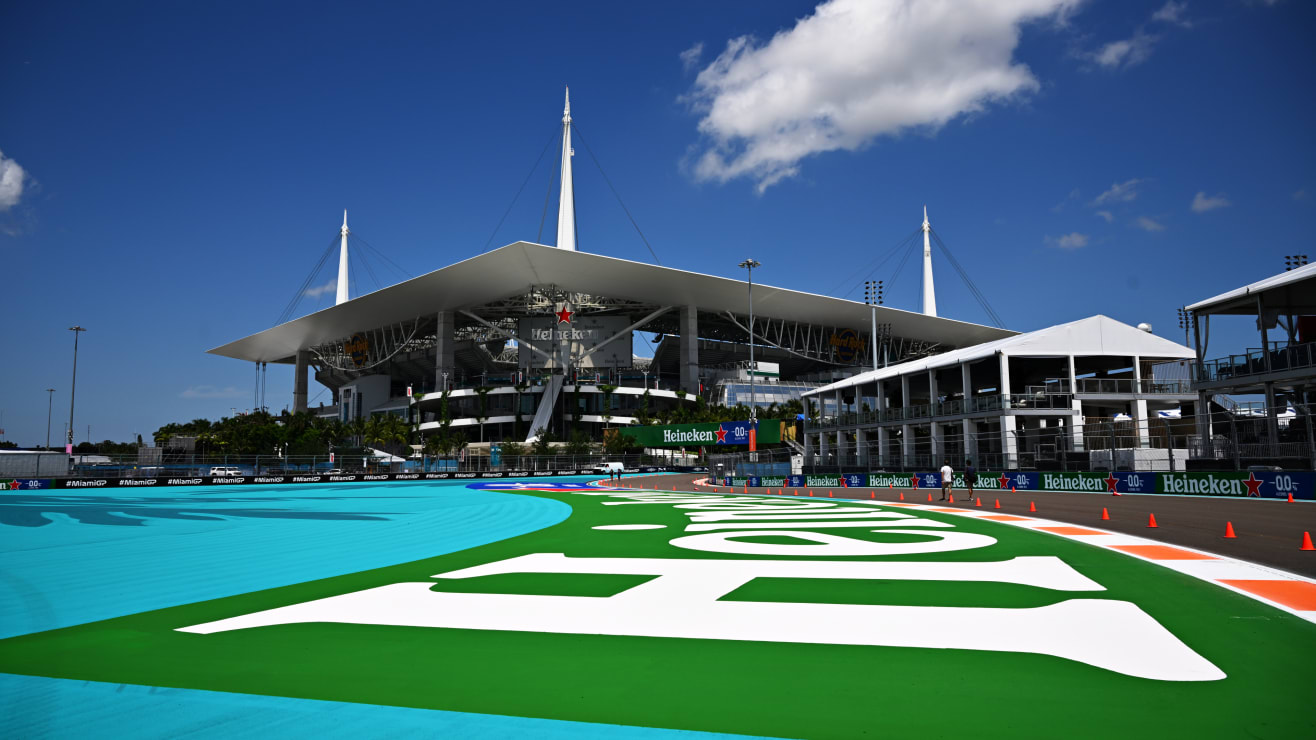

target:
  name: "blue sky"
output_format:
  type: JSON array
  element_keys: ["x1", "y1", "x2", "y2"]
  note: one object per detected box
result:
[{"x1": 2, "y1": 0, "x2": 1313, "y2": 446}]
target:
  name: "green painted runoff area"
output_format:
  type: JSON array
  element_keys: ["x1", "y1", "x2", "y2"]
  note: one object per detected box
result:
[{"x1": 1, "y1": 485, "x2": 1313, "y2": 739}]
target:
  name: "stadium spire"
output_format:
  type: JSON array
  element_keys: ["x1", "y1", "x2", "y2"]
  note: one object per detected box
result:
[
  {"x1": 555, "y1": 87, "x2": 577, "y2": 252},
  {"x1": 921, "y1": 206, "x2": 936, "y2": 317},
  {"x1": 336, "y1": 210, "x2": 350, "y2": 305}
]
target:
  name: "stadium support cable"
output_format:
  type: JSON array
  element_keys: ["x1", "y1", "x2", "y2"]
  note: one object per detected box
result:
[
  {"x1": 835, "y1": 229, "x2": 921, "y2": 300},
  {"x1": 572, "y1": 124, "x2": 663, "y2": 266},
  {"x1": 930, "y1": 229, "x2": 1005, "y2": 328},
  {"x1": 277, "y1": 234, "x2": 344, "y2": 326},
  {"x1": 537, "y1": 135, "x2": 560, "y2": 244},
  {"x1": 484, "y1": 130, "x2": 559, "y2": 251}
]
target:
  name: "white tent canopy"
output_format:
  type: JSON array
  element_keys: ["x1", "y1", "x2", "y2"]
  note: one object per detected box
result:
[
  {"x1": 1187, "y1": 261, "x2": 1316, "y2": 315},
  {"x1": 803, "y1": 315, "x2": 1194, "y2": 398}
]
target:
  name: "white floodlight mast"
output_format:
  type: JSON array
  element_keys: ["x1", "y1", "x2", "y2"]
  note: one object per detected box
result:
[
  {"x1": 921, "y1": 206, "x2": 937, "y2": 317},
  {"x1": 556, "y1": 87, "x2": 577, "y2": 252},
  {"x1": 336, "y1": 210, "x2": 351, "y2": 305}
]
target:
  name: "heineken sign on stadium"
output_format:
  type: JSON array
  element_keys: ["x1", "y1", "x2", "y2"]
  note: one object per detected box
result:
[{"x1": 623, "y1": 420, "x2": 782, "y2": 447}]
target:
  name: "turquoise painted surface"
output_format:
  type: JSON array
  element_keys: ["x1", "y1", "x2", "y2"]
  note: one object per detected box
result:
[
  {"x1": 0, "y1": 479, "x2": 572, "y2": 639},
  {"x1": 0, "y1": 673, "x2": 772, "y2": 740}
]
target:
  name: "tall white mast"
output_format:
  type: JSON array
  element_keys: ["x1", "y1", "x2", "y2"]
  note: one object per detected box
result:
[
  {"x1": 336, "y1": 210, "x2": 350, "y2": 305},
  {"x1": 555, "y1": 87, "x2": 577, "y2": 252},
  {"x1": 921, "y1": 205, "x2": 936, "y2": 317}
]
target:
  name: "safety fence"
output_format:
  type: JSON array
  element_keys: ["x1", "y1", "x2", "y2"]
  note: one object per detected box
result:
[
  {"x1": 1, "y1": 465, "x2": 708, "y2": 491},
  {"x1": 793, "y1": 403, "x2": 1316, "y2": 473},
  {"x1": 10, "y1": 452, "x2": 700, "y2": 480}
]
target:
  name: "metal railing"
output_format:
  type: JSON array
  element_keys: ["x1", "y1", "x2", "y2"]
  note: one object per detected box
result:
[
  {"x1": 786, "y1": 402, "x2": 1316, "y2": 473},
  {"x1": 1197, "y1": 342, "x2": 1316, "y2": 383}
]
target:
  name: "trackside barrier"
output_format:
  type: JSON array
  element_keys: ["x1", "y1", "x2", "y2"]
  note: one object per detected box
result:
[
  {"x1": 719, "y1": 470, "x2": 1315, "y2": 501},
  {"x1": 3, "y1": 466, "x2": 707, "y2": 491}
]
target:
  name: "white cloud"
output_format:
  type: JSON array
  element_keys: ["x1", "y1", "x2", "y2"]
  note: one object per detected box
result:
[
  {"x1": 303, "y1": 279, "x2": 337, "y2": 298},
  {"x1": 1095, "y1": 210, "x2": 1114, "y2": 223},
  {"x1": 1135, "y1": 216, "x2": 1166, "y2": 232},
  {"x1": 683, "y1": 0, "x2": 1079, "y2": 192},
  {"x1": 679, "y1": 42, "x2": 704, "y2": 73},
  {"x1": 1048, "y1": 232, "x2": 1089, "y2": 249},
  {"x1": 1091, "y1": 33, "x2": 1158, "y2": 69},
  {"x1": 1152, "y1": 1, "x2": 1191, "y2": 27},
  {"x1": 1190, "y1": 191, "x2": 1230, "y2": 213},
  {"x1": 1091, "y1": 178, "x2": 1143, "y2": 205},
  {"x1": 0, "y1": 150, "x2": 27, "y2": 211},
  {"x1": 181, "y1": 385, "x2": 248, "y2": 399}
]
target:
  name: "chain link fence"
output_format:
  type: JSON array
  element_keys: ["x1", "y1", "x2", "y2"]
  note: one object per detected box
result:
[{"x1": 19, "y1": 451, "x2": 699, "y2": 480}]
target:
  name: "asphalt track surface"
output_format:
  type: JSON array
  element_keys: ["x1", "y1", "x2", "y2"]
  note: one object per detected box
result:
[{"x1": 625, "y1": 473, "x2": 1316, "y2": 578}]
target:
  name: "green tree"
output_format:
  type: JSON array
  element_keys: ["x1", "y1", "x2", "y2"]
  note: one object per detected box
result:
[
  {"x1": 602, "y1": 430, "x2": 637, "y2": 456},
  {"x1": 598, "y1": 384, "x2": 617, "y2": 427},
  {"x1": 530, "y1": 428, "x2": 555, "y2": 456},
  {"x1": 564, "y1": 428, "x2": 593, "y2": 455},
  {"x1": 500, "y1": 440, "x2": 526, "y2": 468}
]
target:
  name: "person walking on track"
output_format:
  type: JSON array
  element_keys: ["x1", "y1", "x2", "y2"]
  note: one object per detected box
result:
[
  {"x1": 964, "y1": 459, "x2": 977, "y2": 498},
  {"x1": 940, "y1": 460, "x2": 954, "y2": 501}
]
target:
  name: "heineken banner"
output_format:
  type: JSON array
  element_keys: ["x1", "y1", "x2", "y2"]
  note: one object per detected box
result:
[
  {"x1": 710, "y1": 470, "x2": 1314, "y2": 499},
  {"x1": 1157, "y1": 471, "x2": 1313, "y2": 499},
  {"x1": 623, "y1": 421, "x2": 782, "y2": 448}
]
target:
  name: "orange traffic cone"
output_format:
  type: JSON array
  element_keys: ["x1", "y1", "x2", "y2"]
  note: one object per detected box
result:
[
  {"x1": 1288, "y1": 493, "x2": 1295, "y2": 503},
  {"x1": 828, "y1": 490, "x2": 833, "y2": 498},
  {"x1": 870, "y1": 491, "x2": 876, "y2": 499},
  {"x1": 808, "y1": 489, "x2": 813, "y2": 497},
  {"x1": 994, "y1": 499, "x2": 1001, "y2": 509},
  {"x1": 1101, "y1": 507, "x2": 1110, "y2": 521},
  {"x1": 1301, "y1": 531, "x2": 1315, "y2": 551},
  {"x1": 1011, "y1": 485, "x2": 1016, "y2": 493},
  {"x1": 949, "y1": 493, "x2": 955, "y2": 503},
  {"x1": 899, "y1": 492, "x2": 905, "y2": 501},
  {"x1": 1147, "y1": 513, "x2": 1159, "y2": 528},
  {"x1": 1029, "y1": 501, "x2": 1037, "y2": 512},
  {"x1": 889, "y1": 483, "x2": 894, "y2": 489},
  {"x1": 1224, "y1": 521, "x2": 1236, "y2": 539},
  {"x1": 927, "y1": 493, "x2": 933, "y2": 502},
  {"x1": 974, "y1": 497, "x2": 982, "y2": 507}
]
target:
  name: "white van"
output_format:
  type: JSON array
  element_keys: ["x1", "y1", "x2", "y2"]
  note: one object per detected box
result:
[
  {"x1": 592, "y1": 462, "x2": 625, "y2": 475},
  {"x1": 209, "y1": 466, "x2": 242, "y2": 477}
]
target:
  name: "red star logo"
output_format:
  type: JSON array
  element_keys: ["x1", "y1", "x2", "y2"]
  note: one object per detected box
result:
[
  {"x1": 7, "y1": 480, "x2": 19, "y2": 490},
  {"x1": 1244, "y1": 472, "x2": 1264, "y2": 497},
  {"x1": 714, "y1": 427, "x2": 728, "y2": 443},
  {"x1": 554, "y1": 308, "x2": 574, "y2": 324},
  {"x1": 997, "y1": 473, "x2": 1010, "y2": 489},
  {"x1": 910, "y1": 473, "x2": 920, "y2": 489},
  {"x1": 1104, "y1": 473, "x2": 1120, "y2": 493}
]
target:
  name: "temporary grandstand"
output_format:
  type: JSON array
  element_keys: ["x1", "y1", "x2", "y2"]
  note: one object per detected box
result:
[{"x1": 800, "y1": 315, "x2": 1196, "y2": 472}]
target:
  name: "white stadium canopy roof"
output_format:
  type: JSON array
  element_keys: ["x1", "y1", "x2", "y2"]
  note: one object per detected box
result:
[
  {"x1": 209, "y1": 241, "x2": 1015, "y2": 363},
  {"x1": 803, "y1": 315, "x2": 1194, "y2": 397},
  {"x1": 1186, "y1": 261, "x2": 1316, "y2": 315}
]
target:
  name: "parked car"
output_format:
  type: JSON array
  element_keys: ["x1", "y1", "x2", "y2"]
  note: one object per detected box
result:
[{"x1": 209, "y1": 466, "x2": 242, "y2": 477}]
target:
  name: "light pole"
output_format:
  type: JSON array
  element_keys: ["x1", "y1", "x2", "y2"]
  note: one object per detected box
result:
[
  {"x1": 738, "y1": 259, "x2": 761, "y2": 425},
  {"x1": 45, "y1": 388, "x2": 56, "y2": 449},
  {"x1": 66, "y1": 326, "x2": 86, "y2": 454},
  {"x1": 864, "y1": 280, "x2": 884, "y2": 371}
]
